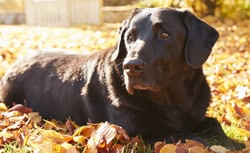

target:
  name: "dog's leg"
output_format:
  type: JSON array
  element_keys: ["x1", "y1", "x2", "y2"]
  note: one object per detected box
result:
[
  {"x1": 0, "y1": 78, "x2": 24, "y2": 106},
  {"x1": 194, "y1": 117, "x2": 245, "y2": 150}
]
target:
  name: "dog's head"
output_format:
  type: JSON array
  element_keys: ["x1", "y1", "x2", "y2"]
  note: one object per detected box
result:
[{"x1": 111, "y1": 8, "x2": 219, "y2": 95}]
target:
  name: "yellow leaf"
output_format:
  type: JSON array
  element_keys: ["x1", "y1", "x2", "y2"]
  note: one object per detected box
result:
[
  {"x1": 43, "y1": 119, "x2": 64, "y2": 130},
  {"x1": 34, "y1": 141, "x2": 66, "y2": 153},
  {"x1": 0, "y1": 103, "x2": 7, "y2": 111},
  {"x1": 159, "y1": 144, "x2": 177, "y2": 153},
  {"x1": 73, "y1": 124, "x2": 95, "y2": 137},
  {"x1": 3, "y1": 111, "x2": 22, "y2": 118},
  {"x1": 61, "y1": 142, "x2": 73, "y2": 150},
  {"x1": 72, "y1": 135, "x2": 87, "y2": 145},
  {"x1": 34, "y1": 141, "x2": 53, "y2": 153},
  {"x1": 34, "y1": 129, "x2": 73, "y2": 144}
]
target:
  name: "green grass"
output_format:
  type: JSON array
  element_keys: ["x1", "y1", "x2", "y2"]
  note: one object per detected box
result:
[
  {"x1": 0, "y1": 142, "x2": 31, "y2": 153},
  {"x1": 222, "y1": 124, "x2": 249, "y2": 142},
  {"x1": 118, "y1": 142, "x2": 153, "y2": 153}
]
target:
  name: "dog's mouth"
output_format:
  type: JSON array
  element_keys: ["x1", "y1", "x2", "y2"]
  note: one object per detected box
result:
[{"x1": 124, "y1": 75, "x2": 160, "y2": 95}]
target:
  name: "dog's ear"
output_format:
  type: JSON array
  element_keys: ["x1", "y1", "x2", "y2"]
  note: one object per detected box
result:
[
  {"x1": 111, "y1": 8, "x2": 141, "y2": 62},
  {"x1": 111, "y1": 19, "x2": 129, "y2": 62},
  {"x1": 182, "y1": 11, "x2": 219, "y2": 68}
]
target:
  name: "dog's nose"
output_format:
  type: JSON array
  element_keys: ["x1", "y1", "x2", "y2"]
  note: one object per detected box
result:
[{"x1": 123, "y1": 59, "x2": 145, "y2": 76}]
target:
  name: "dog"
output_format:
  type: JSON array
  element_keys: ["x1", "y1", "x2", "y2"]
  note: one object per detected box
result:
[{"x1": 0, "y1": 8, "x2": 244, "y2": 150}]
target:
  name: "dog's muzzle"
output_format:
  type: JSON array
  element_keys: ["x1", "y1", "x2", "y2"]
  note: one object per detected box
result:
[
  {"x1": 123, "y1": 58, "x2": 160, "y2": 95},
  {"x1": 123, "y1": 58, "x2": 145, "y2": 76}
]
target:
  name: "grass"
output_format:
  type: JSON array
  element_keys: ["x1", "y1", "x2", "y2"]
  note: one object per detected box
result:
[
  {"x1": 222, "y1": 124, "x2": 250, "y2": 142},
  {"x1": 118, "y1": 141, "x2": 153, "y2": 153},
  {"x1": 1, "y1": 142, "x2": 31, "y2": 153}
]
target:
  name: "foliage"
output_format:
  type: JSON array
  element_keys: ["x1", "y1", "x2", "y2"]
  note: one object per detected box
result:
[
  {"x1": 203, "y1": 18, "x2": 250, "y2": 139},
  {"x1": 136, "y1": 0, "x2": 250, "y2": 19},
  {"x1": 1, "y1": 103, "x2": 249, "y2": 153},
  {"x1": 215, "y1": 0, "x2": 250, "y2": 20},
  {"x1": 0, "y1": 0, "x2": 24, "y2": 12},
  {"x1": 1, "y1": 142, "x2": 31, "y2": 153},
  {"x1": 0, "y1": 0, "x2": 249, "y2": 20},
  {"x1": 0, "y1": 17, "x2": 250, "y2": 152},
  {"x1": 0, "y1": 103, "x2": 152, "y2": 152}
]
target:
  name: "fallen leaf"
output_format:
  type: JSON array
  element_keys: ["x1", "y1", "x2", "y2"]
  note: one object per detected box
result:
[
  {"x1": 34, "y1": 141, "x2": 53, "y2": 153},
  {"x1": 73, "y1": 124, "x2": 96, "y2": 137},
  {"x1": 0, "y1": 19, "x2": 250, "y2": 152},
  {"x1": 65, "y1": 118, "x2": 78, "y2": 135},
  {"x1": 8, "y1": 104, "x2": 32, "y2": 114},
  {"x1": 73, "y1": 135, "x2": 87, "y2": 145},
  {"x1": 27, "y1": 112, "x2": 42, "y2": 123},
  {"x1": 188, "y1": 145, "x2": 210, "y2": 153},
  {"x1": 160, "y1": 144, "x2": 177, "y2": 153},
  {"x1": 155, "y1": 141, "x2": 166, "y2": 153},
  {"x1": 210, "y1": 145, "x2": 229, "y2": 153},
  {"x1": 0, "y1": 103, "x2": 7, "y2": 112},
  {"x1": 184, "y1": 139, "x2": 206, "y2": 148},
  {"x1": 175, "y1": 145, "x2": 188, "y2": 153},
  {"x1": 66, "y1": 147, "x2": 80, "y2": 153},
  {"x1": 86, "y1": 122, "x2": 117, "y2": 152}
]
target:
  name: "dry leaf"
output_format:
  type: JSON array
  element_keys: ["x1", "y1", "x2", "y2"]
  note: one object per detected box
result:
[
  {"x1": 160, "y1": 144, "x2": 177, "y2": 153},
  {"x1": 0, "y1": 19, "x2": 250, "y2": 152},
  {"x1": 73, "y1": 135, "x2": 87, "y2": 145},
  {"x1": 155, "y1": 141, "x2": 166, "y2": 153},
  {"x1": 184, "y1": 139, "x2": 206, "y2": 148},
  {"x1": 66, "y1": 147, "x2": 80, "y2": 153},
  {"x1": 65, "y1": 118, "x2": 77, "y2": 135},
  {"x1": 188, "y1": 145, "x2": 210, "y2": 153},
  {"x1": 34, "y1": 141, "x2": 53, "y2": 153},
  {"x1": 8, "y1": 104, "x2": 32, "y2": 114},
  {"x1": 86, "y1": 122, "x2": 117, "y2": 152},
  {"x1": 73, "y1": 124, "x2": 96, "y2": 137},
  {"x1": 210, "y1": 145, "x2": 229, "y2": 153},
  {"x1": 0, "y1": 103, "x2": 8, "y2": 112},
  {"x1": 27, "y1": 112, "x2": 42, "y2": 123}
]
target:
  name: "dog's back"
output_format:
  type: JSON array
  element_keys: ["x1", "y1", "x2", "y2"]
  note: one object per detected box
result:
[{"x1": 0, "y1": 51, "x2": 106, "y2": 123}]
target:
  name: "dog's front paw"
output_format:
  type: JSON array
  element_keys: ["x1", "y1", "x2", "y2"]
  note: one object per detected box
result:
[{"x1": 220, "y1": 138, "x2": 245, "y2": 151}]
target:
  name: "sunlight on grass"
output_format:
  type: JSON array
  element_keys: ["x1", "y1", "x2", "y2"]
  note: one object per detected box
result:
[
  {"x1": 222, "y1": 124, "x2": 250, "y2": 142},
  {"x1": 1, "y1": 142, "x2": 31, "y2": 153}
]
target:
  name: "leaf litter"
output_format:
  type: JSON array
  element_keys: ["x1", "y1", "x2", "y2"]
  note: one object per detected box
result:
[{"x1": 0, "y1": 17, "x2": 250, "y2": 152}]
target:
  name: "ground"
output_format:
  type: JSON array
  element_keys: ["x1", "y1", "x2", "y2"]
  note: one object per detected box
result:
[{"x1": 0, "y1": 17, "x2": 249, "y2": 152}]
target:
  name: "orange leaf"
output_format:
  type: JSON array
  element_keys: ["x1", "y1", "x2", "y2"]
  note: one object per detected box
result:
[
  {"x1": 154, "y1": 141, "x2": 166, "y2": 153},
  {"x1": 73, "y1": 124, "x2": 96, "y2": 138},
  {"x1": 8, "y1": 104, "x2": 32, "y2": 114},
  {"x1": 159, "y1": 144, "x2": 177, "y2": 153}
]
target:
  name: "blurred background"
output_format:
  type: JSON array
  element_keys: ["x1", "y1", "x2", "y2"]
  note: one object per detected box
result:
[{"x1": 0, "y1": 0, "x2": 249, "y2": 26}]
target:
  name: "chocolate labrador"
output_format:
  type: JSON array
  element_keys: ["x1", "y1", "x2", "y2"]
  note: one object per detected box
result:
[{"x1": 0, "y1": 8, "x2": 244, "y2": 150}]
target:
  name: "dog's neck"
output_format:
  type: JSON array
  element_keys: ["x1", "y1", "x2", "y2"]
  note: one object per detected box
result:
[{"x1": 142, "y1": 68, "x2": 206, "y2": 112}]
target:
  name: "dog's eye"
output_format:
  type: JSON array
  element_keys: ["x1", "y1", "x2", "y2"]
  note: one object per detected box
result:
[
  {"x1": 159, "y1": 32, "x2": 169, "y2": 40},
  {"x1": 127, "y1": 33, "x2": 135, "y2": 43},
  {"x1": 127, "y1": 29, "x2": 136, "y2": 43}
]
